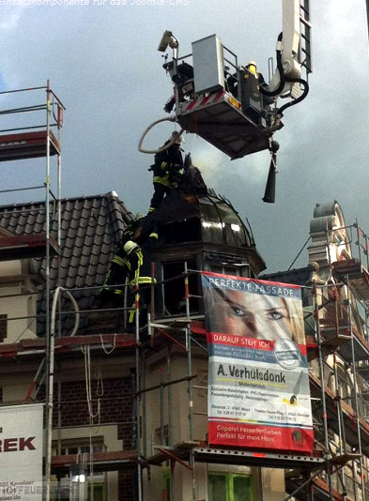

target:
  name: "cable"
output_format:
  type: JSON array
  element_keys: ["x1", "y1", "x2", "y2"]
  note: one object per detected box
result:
[
  {"x1": 287, "y1": 235, "x2": 312, "y2": 271},
  {"x1": 278, "y1": 77, "x2": 309, "y2": 116},
  {"x1": 82, "y1": 345, "x2": 101, "y2": 419},
  {"x1": 259, "y1": 33, "x2": 286, "y2": 98},
  {"x1": 99, "y1": 333, "x2": 116, "y2": 355},
  {"x1": 51, "y1": 287, "x2": 80, "y2": 338},
  {"x1": 96, "y1": 365, "x2": 104, "y2": 397},
  {"x1": 138, "y1": 116, "x2": 184, "y2": 154}
]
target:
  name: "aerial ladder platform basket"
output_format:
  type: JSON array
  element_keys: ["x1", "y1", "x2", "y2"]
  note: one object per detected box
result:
[{"x1": 140, "y1": 0, "x2": 312, "y2": 164}]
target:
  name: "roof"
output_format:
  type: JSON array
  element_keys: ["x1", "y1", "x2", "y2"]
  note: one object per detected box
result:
[
  {"x1": 260, "y1": 266, "x2": 310, "y2": 286},
  {"x1": 0, "y1": 192, "x2": 133, "y2": 336},
  {"x1": 139, "y1": 188, "x2": 266, "y2": 275},
  {"x1": 142, "y1": 188, "x2": 256, "y2": 249}
]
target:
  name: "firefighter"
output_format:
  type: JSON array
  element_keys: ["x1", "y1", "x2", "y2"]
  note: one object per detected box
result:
[
  {"x1": 100, "y1": 228, "x2": 158, "y2": 333},
  {"x1": 123, "y1": 237, "x2": 157, "y2": 333},
  {"x1": 148, "y1": 131, "x2": 185, "y2": 213},
  {"x1": 119, "y1": 213, "x2": 147, "y2": 247}
]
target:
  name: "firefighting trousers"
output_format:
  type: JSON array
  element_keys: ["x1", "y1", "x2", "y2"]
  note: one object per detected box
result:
[{"x1": 149, "y1": 183, "x2": 171, "y2": 212}]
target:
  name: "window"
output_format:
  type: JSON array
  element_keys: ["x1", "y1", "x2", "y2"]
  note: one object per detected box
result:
[
  {"x1": 207, "y1": 263, "x2": 250, "y2": 278},
  {"x1": 54, "y1": 444, "x2": 104, "y2": 456},
  {"x1": 155, "y1": 425, "x2": 169, "y2": 446},
  {"x1": 208, "y1": 473, "x2": 253, "y2": 501},
  {"x1": 0, "y1": 314, "x2": 7, "y2": 342},
  {"x1": 88, "y1": 482, "x2": 105, "y2": 501},
  {"x1": 51, "y1": 442, "x2": 106, "y2": 501},
  {"x1": 203, "y1": 254, "x2": 251, "y2": 279},
  {"x1": 51, "y1": 480, "x2": 106, "y2": 501},
  {"x1": 163, "y1": 469, "x2": 170, "y2": 501},
  {"x1": 161, "y1": 260, "x2": 200, "y2": 317}
]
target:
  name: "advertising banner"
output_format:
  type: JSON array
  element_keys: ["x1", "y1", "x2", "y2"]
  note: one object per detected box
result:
[
  {"x1": 0, "y1": 404, "x2": 43, "y2": 500},
  {"x1": 202, "y1": 272, "x2": 314, "y2": 453}
]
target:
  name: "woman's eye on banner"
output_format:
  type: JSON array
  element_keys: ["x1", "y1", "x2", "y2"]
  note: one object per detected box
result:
[{"x1": 204, "y1": 284, "x2": 304, "y2": 344}]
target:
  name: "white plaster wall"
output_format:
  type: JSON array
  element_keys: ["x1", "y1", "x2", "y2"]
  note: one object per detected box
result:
[
  {"x1": 0, "y1": 259, "x2": 37, "y2": 343},
  {"x1": 0, "y1": 294, "x2": 37, "y2": 342},
  {"x1": 0, "y1": 260, "x2": 22, "y2": 278},
  {"x1": 3, "y1": 381, "x2": 32, "y2": 404}
]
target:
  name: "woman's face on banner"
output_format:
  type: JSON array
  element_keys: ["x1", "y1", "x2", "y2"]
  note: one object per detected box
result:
[{"x1": 219, "y1": 291, "x2": 292, "y2": 341}]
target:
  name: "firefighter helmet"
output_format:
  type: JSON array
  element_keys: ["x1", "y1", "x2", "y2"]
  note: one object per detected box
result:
[
  {"x1": 246, "y1": 61, "x2": 257, "y2": 75},
  {"x1": 123, "y1": 240, "x2": 139, "y2": 255},
  {"x1": 171, "y1": 131, "x2": 184, "y2": 145},
  {"x1": 135, "y1": 213, "x2": 146, "y2": 222}
]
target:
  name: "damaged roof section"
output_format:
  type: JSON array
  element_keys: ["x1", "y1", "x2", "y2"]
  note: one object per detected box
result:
[
  {"x1": 139, "y1": 187, "x2": 265, "y2": 275},
  {"x1": 141, "y1": 188, "x2": 257, "y2": 249}
]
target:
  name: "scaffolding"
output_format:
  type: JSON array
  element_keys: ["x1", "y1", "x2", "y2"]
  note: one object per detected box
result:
[
  {"x1": 0, "y1": 81, "x2": 64, "y2": 500},
  {"x1": 38, "y1": 268, "x2": 369, "y2": 500},
  {"x1": 1, "y1": 88, "x2": 369, "y2": 501},
  {"x1": 39, "y1": 248, "x2": 369, "y2": 501},
  {"x1": 2, "y1": 216, "x2": 369, "y2": 500}
]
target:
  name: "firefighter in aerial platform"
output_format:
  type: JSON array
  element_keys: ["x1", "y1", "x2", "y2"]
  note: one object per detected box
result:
[
  {"x1": 100, "y1": 226, "x2": 158, "y2": 333},
  {"x1": 148, "y1": 131, "x2": 185, "y2": 213}
]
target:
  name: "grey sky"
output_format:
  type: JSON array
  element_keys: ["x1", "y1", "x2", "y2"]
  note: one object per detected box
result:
[{"x1": 0, "y1": 0, "x2": 368, "y2": 273}]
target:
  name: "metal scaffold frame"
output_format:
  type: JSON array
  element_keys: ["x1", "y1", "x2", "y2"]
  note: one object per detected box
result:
[
  {"x1": 0, "y1": 81, "x2": 65, "y2": 501},
  {"x1": 3, "y1": 244, "x2": 369, "y2": 501}
]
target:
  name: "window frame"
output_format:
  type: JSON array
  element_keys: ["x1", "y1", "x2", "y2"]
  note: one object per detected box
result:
[
  {"x1": 163, "y1": 468, "x2": 170, "y2": 501},
  {"x1": 208, "y1": 472, "x2": 253, "y2": 501}
]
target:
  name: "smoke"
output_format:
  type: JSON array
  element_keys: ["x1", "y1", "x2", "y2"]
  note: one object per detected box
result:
[
  {"x1": 190, "y1": 145, "x2": 226, "y2": 186},
  {"x1": 186, "y1": 134, "x2": 271, "y2": 191}
]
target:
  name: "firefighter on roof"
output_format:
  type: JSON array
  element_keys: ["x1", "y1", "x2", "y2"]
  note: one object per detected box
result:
[
  {"x1": 148, "y1": 131, "x2": 185, "y2": 213},
  {"x1": 100, "y1": 225, "x2": 158, "y2": 333},
  {"x1": 121, "y1": 213, "x2": 146, "y2": 246}
]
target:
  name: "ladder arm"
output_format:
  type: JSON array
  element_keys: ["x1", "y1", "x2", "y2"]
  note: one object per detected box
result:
[{"x1": 267, "y1": 0, "x2": 312, "y2": 99}]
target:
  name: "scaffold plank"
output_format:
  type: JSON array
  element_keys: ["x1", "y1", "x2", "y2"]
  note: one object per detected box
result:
[
  {"x1": 311, "y1": 477, "x2": 345, "y2": 501},
  {"x1": 191, "y1": 447, "x2": 325, "y2": 469},
  {"x1": 0, "y1": 130, "x2": 60, "y2": 162},
  {"x1": 149, "y1": 442, "x2": 324, "y2": 469},
  {"x1": 0, "y1": 233, "x2": 59, "y2": 260},
  {"x1": 338, "y1": 329, "x2": 369, "y2": 361},
  {"x1": 329, "y1": 453, "x2": 362, "y2": 465},
  {"x1": 321, "y1": 334, "x2": 351, "y2": 349},
  {"x1": 51, "y1": 450, "x2": 139, "y2": 474},
  {"x1": 0, "y1": 333, "x2": 136, "y2": 357},
  {"x1": 286, "y1": 475, "x2": 345, "y2": 501}
]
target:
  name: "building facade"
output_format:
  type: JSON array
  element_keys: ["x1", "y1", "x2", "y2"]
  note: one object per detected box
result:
[{"x1": 0, "y1": 194, "x2": 369, "y2": 501}]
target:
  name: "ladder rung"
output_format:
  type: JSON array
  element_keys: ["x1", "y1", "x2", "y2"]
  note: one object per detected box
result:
[
  {"x1": 300, "y1": 0, "x2": 310, "y2": 17},
  {"x1": 299, "y1": 16, "x2": 312, "y2": 28}
]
